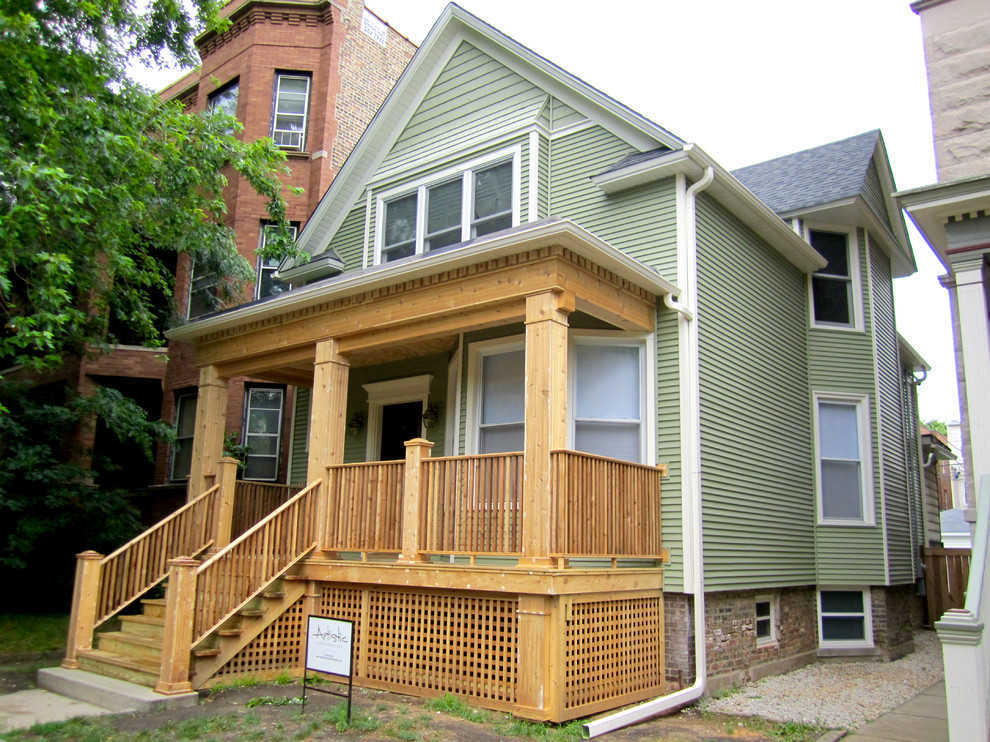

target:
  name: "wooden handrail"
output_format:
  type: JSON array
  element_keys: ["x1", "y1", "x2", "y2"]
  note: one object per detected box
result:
[
  {"x1": 94, "y1": 484, "x2": 220, "y2": 626},
  {"x1": 191, "y1": 480, "x2": 320, "y2": 645}
]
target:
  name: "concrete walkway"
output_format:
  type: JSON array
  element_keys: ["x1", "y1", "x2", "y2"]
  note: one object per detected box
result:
[
  {"x1": 841, "y1": 680, "x2": 948, "y2": 742},
  {"x1": 0, "y1": 688, "x2": 114, "y2": 734}
]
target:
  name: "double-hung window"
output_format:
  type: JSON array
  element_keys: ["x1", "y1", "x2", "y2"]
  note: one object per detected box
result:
[
  {"x1": 818, "y1": 589, "x2": 872, "y2": 647},
  {"x1": 815, "y1": 395, "x2": 872, "y2": 524},
  {"x1": 187, "y1": 261, "x2": 219, "y2": 319},
  {"x1": 379, "y1": 153, "x2": 517, "y2": 264},
  {"x1": 256, "y1": 224, "x2": 297, "y2": 299},
  {"x1": 271, "y1": 73, "x2": 311, "y2": 151},
  {"x1": 571, "y1": 338, "x2": 646, "y2": 463},
  {"x1": 208, "y1": 79, "x2": 239, "y2": 119},
  {"x1": 171, "y1": 392, "x2": 197, "y2": 481},
  {"x1": 243, "y1": 387, "x2": 285, "y2": 481},
  {"x1": 755, "y1": 597, "x2": 777, "y2": 645},
  {"x1": 809, "y1": 229, "x2": 857, "y2": 328}
]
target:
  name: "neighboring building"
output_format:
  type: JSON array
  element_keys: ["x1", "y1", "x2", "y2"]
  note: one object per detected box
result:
[
  {"x1": 920, "y1": 425, "x2": 957, "y2": 543},
  {"x1": 63, "y1": 5, "x2": 930, "y2": 722},
  {"x1": 123, "y1": 0, "x2": 415, "y2": 502},
  {"x1": 946, "y1": 420, "x2": 965, "y2": 509},
  {"x1": 898, "y1": 0, "x2": 990, "y2": 523}
]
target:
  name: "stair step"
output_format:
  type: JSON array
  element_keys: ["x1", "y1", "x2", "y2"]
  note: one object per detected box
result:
[
  {"x1": 78, "y1": 649, "x2": 160, "y2": 688},
  {"x1": 119, "y1": 614, "x2": 166, "y2": 639},
  {"x1": 217, "y1": 629, "x2": 243, "y2": 637},
  {"x1": 193, "y1": 647, "x2": 222, "y2": 658},
  {"x1": 239, "y1": 609, "x2": 263, "y2": 618},
  {"x1": 262, "y1": 591, "x2": 286, "y2": 599},
  {"x1": 140, "y1": 598, "x2": 167, "y2": 618},
  {"x1": 96, "y1": 631, "x2": 163, "y2": 662}
]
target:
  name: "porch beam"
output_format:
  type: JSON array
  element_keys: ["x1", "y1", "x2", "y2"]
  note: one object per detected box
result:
[
  {"x1": 307, "y1": 339, "x2": 349, "y2": 551},
  {"x1": 214, "y1": 345, "x2": 316, "y2": 380},
  {"x1": 187, "y1": 366, "x2": 228, "y2": 501},
  {"x1": 520, "y1": 289, "x2": 573, "y2": 568}
]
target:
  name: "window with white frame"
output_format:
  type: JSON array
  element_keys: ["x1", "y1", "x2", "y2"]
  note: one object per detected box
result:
[
  {"x1": 256, "y1": 223, "x2": 297, "y2": 299},
  {"x1": 187, "y1": 261, "x2": 219, "y2": 319},
  {"x1": 271, "y1": 73, "x2": 311, "y2": 151},
  {"x1": 171, "y1": 392, "x2": 197, "y2": 481},
  {"x1": 571, "y1": 337, "x2": 646, "y2": 463},
  {"x1": 755, "y1": 596, "x2": 777, "y2": 645},
  {"x1": 809, "y1": 229, "x2": 858, "y2": 328},
  {"x1": 818, "y1": 589, "x2": 872, "y2": 647},
  {"x1": 378, "y1": 153, "x2": 517, "y2": 264},
  {"x1": 815, "y1": 395, "x2": 872, "y2": 524},
  {"x1": 467, "y1": 339, "x2": 525, "y2": 455},
  {"x1": 242, "y1": 387, "x2": 285, "y2": 481},
  {"x1": 208, "y1": 79, "x2": 239, "y2": 119}
]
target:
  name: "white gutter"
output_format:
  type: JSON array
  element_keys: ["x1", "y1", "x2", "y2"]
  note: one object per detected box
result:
[{"x1": 583, "y1": 166, "x2": 714, "y2": 738}]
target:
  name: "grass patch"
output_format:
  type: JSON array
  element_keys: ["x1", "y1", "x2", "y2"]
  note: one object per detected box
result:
[
  {"x1": 245, "y1": 695, "x2": 303, "y2": 707},
  {"x1": 0, "y1": 615, "x2": 69, "y2": 656}
]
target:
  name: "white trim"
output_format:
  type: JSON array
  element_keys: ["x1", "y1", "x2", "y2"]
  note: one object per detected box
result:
[
  {"x1": 813, "y1": 392, "x2": 876, "y2": 526},
  {"x1": 755, "y1": 595, "x2": 778, "y2": 647},
  {"x1": 817, "y1": 587, "x2": 874, "y2": 649},
  {"x1": 374, "y1": 145, "x2": 522, "y2": 265},
  {"x1": 528, "y1": 130, "x2": 540, "y2": 222},
  {"x1": 446, "y1": 340, "x2": 463, "y2": 457},
  {"x1": 362, "y1": 375, "x2": 433, "y2": 461},
  {"x1": 362, "y1": 189, "x2": 372, "y2": 270},
  {"x1": 568, "y1": 332, "x2": 653, "y2": 465},
  {"x1": 241, "y1": 386, "x2": 285, "y2": 482},
  {"x1": 465, "y1": 336, "x2": 525, "y2": 455},
  {"x1": 806, "y1": 223, "x2": 864, "y2": 332},
  {"x1": 271, "y1": 73, "x2": 311, "y2": 152}
]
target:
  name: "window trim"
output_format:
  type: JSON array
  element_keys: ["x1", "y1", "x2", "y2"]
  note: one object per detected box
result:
[
  {"x1": 271, "y1": 72, "x2": 312, "y2": 152},
  {"x1": 256, "y1": 223, "x2": 298, "y2": 300},
  {"x1": 755, "y1": 595, "x2": 778, "y2": 647},
  {"x1": 465, "y1": 336, "x2": 525, "y2": 456},
  {"x1": 806, "y1": 225, "x2": 863, "y2": 331},
  {"x1": 241, "y1": 385, "x2": 285, "y2": 482},
  {"x1": 813, "y1": 392, "x2": 875, "y2": 526},
  {"x1": 374, "y1": 146, "x2": 522, "y2": 265},
  {"x1": 170, "y1": 391, "x2": 198, "y2": 482},
  {"x1": 567, "y1": 331, "x2": 654, "y2": 465},
  {"x1": 817, "y1": 587, "x2": 874, "y2": 649}
]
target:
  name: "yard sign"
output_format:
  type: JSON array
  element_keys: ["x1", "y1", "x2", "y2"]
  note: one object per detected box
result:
[{"x1": 301, "y1": 615, "x2": 354, "y2": 720}]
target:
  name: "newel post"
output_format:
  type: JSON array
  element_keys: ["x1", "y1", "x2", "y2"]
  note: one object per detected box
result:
[
  {"x1": 63, "y1": 550, "x2": 103, "y2": 668},
  {"x1": 398, "y1": 438, "x2": 433, "y2": 563},
  {"x1": 155, "y1": 556, "x2": 199, "y2": 695},
  {"x1": 214, "y1": 457, "x2": 239, "y2": 549}
]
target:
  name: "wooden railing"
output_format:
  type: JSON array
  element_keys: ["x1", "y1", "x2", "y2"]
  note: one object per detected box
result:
[
  {"x1": 192, "y1": 480, "x2": 320, "y2": 644},
  {"x1": 549, "y1": 450, "x2": 666, "y2": 558},
  {"x1": 325, "y1": 461, "x2": 404, "y2": 552},
  {"x1": 95, "y1": 485, "x2": 220, "y2": 626},
  {"x1": 421, "y1": 453, "x2": 523, "y2": 554},
  {"x1": 231, "y1": 481, "x2": 299, "y2": 539}
]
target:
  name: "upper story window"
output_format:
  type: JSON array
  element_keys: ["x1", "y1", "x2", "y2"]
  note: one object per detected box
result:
[
  {"x1": 377, "y1": 151, "x2": 518, "y2": 265},
  {"x1": 815, "y1": 394, "x2": 873, "y2": 525},
  {"x1": 187, "y1": 261, "x2": 218, "y2": 319},
  {"x1": 809, "y1": 229, "x2": 860, "y2": 329},
  {"x1": 256, "y1": 223, "x2": 297, "y2": 299},
  {"x1": 208, "y1": 79, "x2": 239, "y2": 119},
  {"x1": 271, "y1": 73, "x2": 311, "y2": 152}
]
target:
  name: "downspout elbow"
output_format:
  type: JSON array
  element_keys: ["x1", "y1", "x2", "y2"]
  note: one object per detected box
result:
[{"x1": 664, "y1": 292, "x2": 694, "y2": 321}]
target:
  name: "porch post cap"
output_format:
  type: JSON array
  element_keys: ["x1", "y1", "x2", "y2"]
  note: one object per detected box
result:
[{"x1": 404, "y1": 438, "x2": 434, "y2": 448}]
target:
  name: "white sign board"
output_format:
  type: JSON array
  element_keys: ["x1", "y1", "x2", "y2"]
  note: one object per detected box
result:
[
  {"x1": 305, "y1": 616, "x2": 353, "y2": 676},
  {"x1": 360, "y1": 11, "x2": 388, "y2": 47}
]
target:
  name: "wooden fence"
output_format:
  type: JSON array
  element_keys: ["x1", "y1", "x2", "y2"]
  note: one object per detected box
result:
[{"x1": 924, "y1": 546, "x2": 972, "y2": 624}]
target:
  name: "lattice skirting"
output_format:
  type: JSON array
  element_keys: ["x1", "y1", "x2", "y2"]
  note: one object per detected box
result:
[{"x1": 210, "y1": 584, "x2": 664, "y2": 722}]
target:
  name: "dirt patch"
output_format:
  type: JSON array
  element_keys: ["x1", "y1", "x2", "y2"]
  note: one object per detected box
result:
[{"x1": 2, "y1": 658, "x2": 822, "y2": 741}]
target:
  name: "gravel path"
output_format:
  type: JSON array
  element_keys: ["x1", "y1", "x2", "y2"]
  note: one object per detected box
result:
[{"x1": 702, "y1": 630, "x2": 944, "y2": 730}]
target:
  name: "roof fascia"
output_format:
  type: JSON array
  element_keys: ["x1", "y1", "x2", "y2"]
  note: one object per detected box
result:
[
  {"x1": 277, "y1": 252, "x2": 345, "y2": 283},
  {"x1": 290, "y1": 3, "x2": 683, "y2": 267},
  {"x1": 899, "y1": 332, "x2": 931, "y2": 372},
  {"x1": 870, "y1": 138, "x2": 916, "y2": 273},
  {"x1": 169, "y1": 219, "x2": 678, "y2": 343},
  {"x1": 593, "y1": 145, "x2": 827, "y2": 273},
  {"x1": 897, "y1": 176, "x2": 990, "y2": 266}
]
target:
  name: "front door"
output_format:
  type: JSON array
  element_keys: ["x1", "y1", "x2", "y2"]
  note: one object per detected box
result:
[{"x1": 379, "y1": 401, "x2": 423, "y2": 461}]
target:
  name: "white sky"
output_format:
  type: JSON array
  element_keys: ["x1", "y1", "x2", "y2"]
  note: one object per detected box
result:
[{"x1": 135, "y1": 0, "x2": 959, "y2": 422}]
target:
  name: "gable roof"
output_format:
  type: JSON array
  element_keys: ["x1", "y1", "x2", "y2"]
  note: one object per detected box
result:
[
  {"x1": 284, "y1": 3, "x2": 685, "y2": 274},
  {"x1": 732, "y1": 130, "x2": 916, "y2": 277}
]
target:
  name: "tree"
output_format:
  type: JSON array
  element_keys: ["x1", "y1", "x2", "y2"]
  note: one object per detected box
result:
[
  {"x1": 924, "y1": 419, "x2": 948, "y2": 437},
  {"x1": 0, "y1": 0, "x2": 302, "y2": 606}
]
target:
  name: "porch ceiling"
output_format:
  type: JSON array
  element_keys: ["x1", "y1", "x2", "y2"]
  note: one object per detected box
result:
[{"x1": 169, "y1": 220, "x2": 670, "y2": 381}]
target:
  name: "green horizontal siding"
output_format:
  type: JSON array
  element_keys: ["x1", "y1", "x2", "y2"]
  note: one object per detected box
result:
[
  {"x1": 694, "y1": 193, "x2": 815, "y2": 591},
  {"x1": 811, "y1": 228, "x2": 887, "y2": 585},
  {"x1": 381, "y1": 42, "x2": 545, "y2": 174},
  {"x1": 548, "y1": 127, "x2": 676, "y2": 270},
  {"x1": 550, "y1": 98, "x2": 586, "y2": 130},
  {"x1": 289, "y1": 386, "x2": 310, "y2": 486},
  {"x1": 863, "y1": 160, "x2": 892, "y2": 232},
  {"x1": 333, "y1": 204, "x2": 368, "y2": 274}
]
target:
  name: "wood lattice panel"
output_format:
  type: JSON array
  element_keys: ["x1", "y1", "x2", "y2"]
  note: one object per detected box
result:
[
  {"x1": 318, "y1": 586, "x2": 364, "y2": 672},
  {"x1": 212, "y1": 599, "x2": 306, "y2": 680},
  {"x1": 359, "y1": 588, "x2": 518, "y2": 707},
  {"x1": 562, "y1": 593, "x2": 664, "y2": 712}
]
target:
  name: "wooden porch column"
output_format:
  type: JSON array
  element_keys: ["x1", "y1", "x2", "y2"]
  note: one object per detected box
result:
[
  {"x1": 62, "y1": 550, "x2": 102, "y2": 669},
  {"x1": 519, "y1": 289, "x2": 573, "y2": 568},
  {"x1": 155, "y1": 556, "x2": 198, "y2": 695},
  {"x1": 187, "y1": 365, "x2": 229, "y2": 501},
  {"x1": 213, "y1": 457, "x2": 239, "y2": 549},
  {"x1": 307, "y1": 339, "x2": 350, "y2": 550},
  {"x1": 398, "y1": 438, "x2": 433, "y2": 563}
]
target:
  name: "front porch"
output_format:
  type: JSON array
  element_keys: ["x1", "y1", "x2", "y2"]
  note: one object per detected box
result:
[{"x1": 64, "y1": 224, "x2": 677, "y2": 721}]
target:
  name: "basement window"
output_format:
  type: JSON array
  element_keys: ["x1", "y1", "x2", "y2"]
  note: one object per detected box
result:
[{"x1": 818, "y1": 588, "x2": 873, "y2": 648}]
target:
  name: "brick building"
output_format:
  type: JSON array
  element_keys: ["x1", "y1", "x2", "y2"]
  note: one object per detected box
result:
[{"x1": 143, "y1": 0, "x2": 415, "y2": 502}]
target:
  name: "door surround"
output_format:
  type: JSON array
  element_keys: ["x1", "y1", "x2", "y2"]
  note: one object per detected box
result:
[{"x1": 362, "y1": 375, "x2": 433, "y2": 460}]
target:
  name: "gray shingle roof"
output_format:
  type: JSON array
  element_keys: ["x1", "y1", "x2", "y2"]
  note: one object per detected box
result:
[{"x1": 731, "y1": 130, "x2": 881, "y2": 215}]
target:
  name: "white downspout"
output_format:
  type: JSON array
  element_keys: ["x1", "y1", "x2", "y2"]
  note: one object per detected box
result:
[{"x1": 583, "y1": 165, "x2": 714, "y2": 739}]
